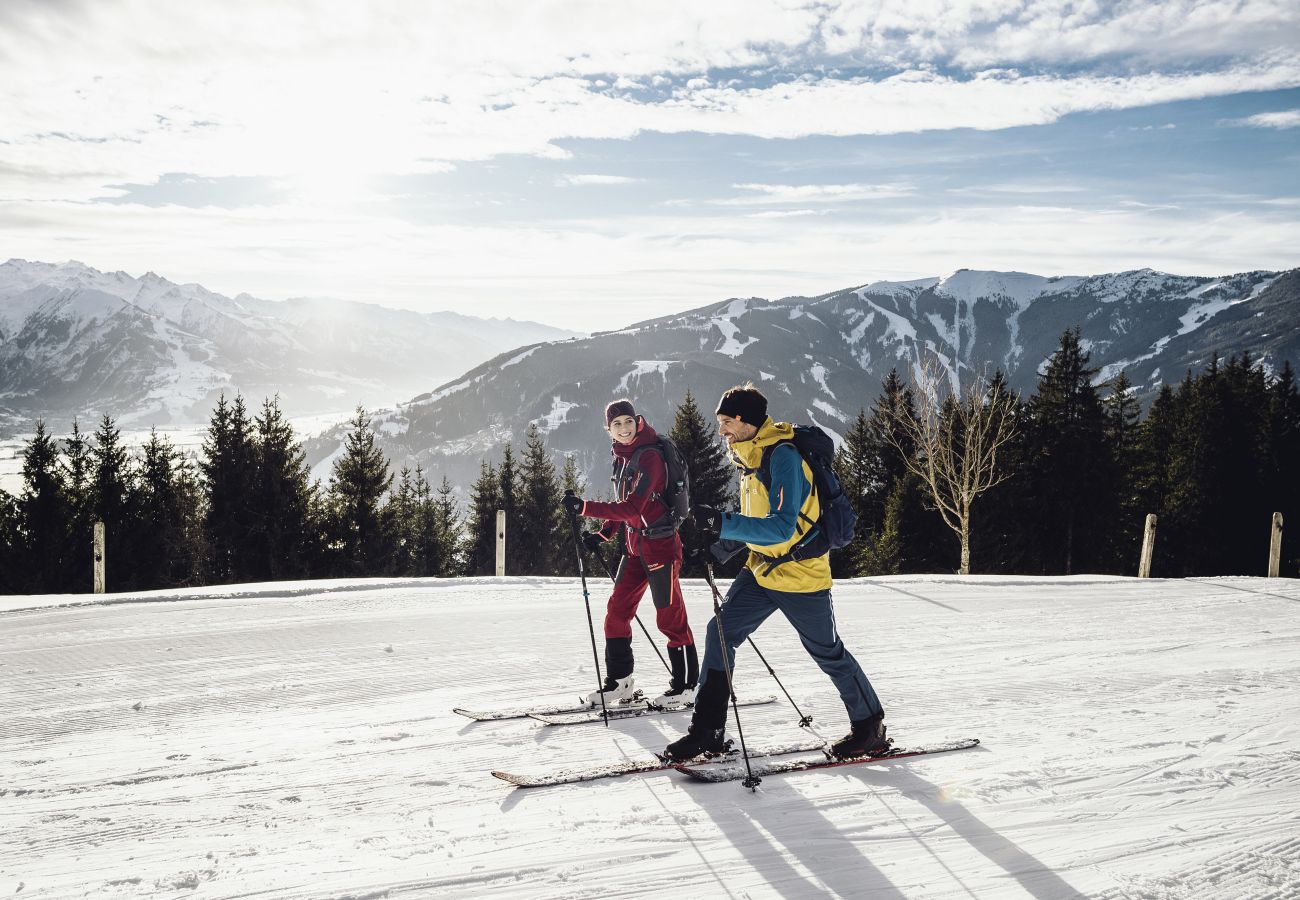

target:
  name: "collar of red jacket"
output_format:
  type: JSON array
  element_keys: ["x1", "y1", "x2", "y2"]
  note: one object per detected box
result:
[{"x1": 611, "y1": 415, "x2": 658, "y2": 460}]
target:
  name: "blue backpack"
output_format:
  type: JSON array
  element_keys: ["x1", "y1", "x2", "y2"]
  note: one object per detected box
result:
[{"x1": 751, "y1": 425, "x2": 857, "y2": 573}]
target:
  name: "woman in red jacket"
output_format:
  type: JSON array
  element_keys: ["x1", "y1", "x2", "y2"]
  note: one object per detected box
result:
[{"x1": 563, "y1": 399, "x2": 698, "y2": 709}]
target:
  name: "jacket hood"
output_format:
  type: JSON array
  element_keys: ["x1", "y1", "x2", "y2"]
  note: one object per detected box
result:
[
  {"x1": 728, "y1": 417, "x2": 791, "y2": 469},
  {"x1": 611, "y1": 415, "x2": 658, "y2": 460}
]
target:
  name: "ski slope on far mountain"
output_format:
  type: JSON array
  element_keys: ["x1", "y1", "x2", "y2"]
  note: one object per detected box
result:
[{"x1": 3, "y1": 574, "x2": 1298, "y2": 899}]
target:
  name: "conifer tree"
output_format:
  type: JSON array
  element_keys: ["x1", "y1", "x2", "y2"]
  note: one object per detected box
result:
[
  {"x1": 670, "y1": 388, "x2": 731, "y2": 573},
  {"x1": 1101, "y1": 371, "x2": 1144, "y2": 572},
  {"x1": 498, "y1": 443, "x2": 518, "y2": 572},
  {"x1": 326, "y1": 406, "x2": 394, "y2": 575},
  {"x1": 61, "y1": 418, "x2": 93, "y2": 580},
  {"x1": 18, "y1": 421, "x2": 71, "y2": 593},
  {"x1": 463, "y1": 460, "x2": 501, "y2": 575},
  {"x1": 135, "y1": 429, "x2": 204, "y2": 588},
  {"x1": 516, "y1": 423, "x2": 562, "y2": 575},
  {"x1": 89, "y1": 414, "x2": 140, "y2": 591},
  {"x1": 1267, "y1": 361, "x2": 1300, "y2": 575},
  {"x1": 554, "y1": 454, "x2": 587, "y2": 576},
  {"x1": 430, "y1": 474, "x2": 463, "y2": 577},
  {"x1": 250, "y1": 397, "x2": 314, "y2": 581},
  {"x1": 1025, "y1": 329, "x2": 1112, "y2": 574},
  {"x1": 389, "y1": 465, "x2": 420, "y2": 576},
  {"x1": 0, "y1": 489, "x2": 20, "y2": 594},
  {"x1": 202, "y1": 394, "x2": 258, "y2": 583}
]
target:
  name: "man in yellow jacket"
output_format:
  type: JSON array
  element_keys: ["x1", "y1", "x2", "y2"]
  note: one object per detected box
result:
[{"x1": 663, "y1": 383, "x2": 887, "y2": 761}]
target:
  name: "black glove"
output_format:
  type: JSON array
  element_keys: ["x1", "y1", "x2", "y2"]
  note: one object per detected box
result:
[
  {"x1": 581, "y1": 531, "x2": 605, "y2": 553},
  {"x1": 561, "y1": 492, "x2": 584, "y2": 518},
  {"x1": 692, "y1": 504, "x2": 722, "y2": 535}
]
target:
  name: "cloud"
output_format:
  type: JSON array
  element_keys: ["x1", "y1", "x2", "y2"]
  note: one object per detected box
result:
[
  {"x1": 1230, "y1": 109, "x2": 1300, "y2": 128},
  {"x1": 725, "y1": 183, "x2": 915, "y2": 204},
  {"x1": 558, "y1": 174, "x2": 641, "y2": 186},
  {"x1": 5, "y1": 193, "x2": 1296, "y2": 331}
]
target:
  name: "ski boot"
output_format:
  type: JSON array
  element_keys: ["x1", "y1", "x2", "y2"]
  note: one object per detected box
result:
[
  {"x1": 584, "y1": 675, "x2": 637, "y2": 708},
  {"x1": 830, "y1": 712, "x2": 889, "y2": 759}
]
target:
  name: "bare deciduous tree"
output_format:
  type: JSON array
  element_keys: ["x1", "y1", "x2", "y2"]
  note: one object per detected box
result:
[{"x1": 885, "y1": 358, "x2": 1019, "y2": 575}]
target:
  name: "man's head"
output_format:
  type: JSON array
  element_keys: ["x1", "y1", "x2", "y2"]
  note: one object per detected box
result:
[
  {"x1": 605, "y1": 398, "x2": 638, "y2": 445},
  {"x1": 715, "y1": 383, "x2": 767, "y2": 446}
]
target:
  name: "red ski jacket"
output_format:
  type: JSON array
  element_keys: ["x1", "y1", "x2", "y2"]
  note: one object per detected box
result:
[{"x1": 580, "y1": 417, "x2": 683, "y2": 566}]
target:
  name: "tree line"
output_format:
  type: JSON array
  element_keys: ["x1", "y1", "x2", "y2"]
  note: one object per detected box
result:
[
  {"x1": 1, "y1": 332, "x2": 1296, "y2": 594},
  {"x1": 835, "y1": 331, "x2": 1300, "y2": 579}
]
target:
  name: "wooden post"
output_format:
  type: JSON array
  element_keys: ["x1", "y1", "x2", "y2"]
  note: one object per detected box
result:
[
  {"x1": 1267, "y1": 512, "x2": 1283, "y2": 578},
  {"x1": 93, "y1": 521, "x2": 106, "y2": 594},
  {"x1": 1138, "y1": 513, "x2": 1157, "y2": 578},
  {"x1": 495, "y1": 510, "x2": 506, "y2": 577}
]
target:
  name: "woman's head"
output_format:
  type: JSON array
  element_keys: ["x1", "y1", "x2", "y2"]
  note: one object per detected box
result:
[{"x1": 605, "y1": 398, "x2": 638, "y2": 445}]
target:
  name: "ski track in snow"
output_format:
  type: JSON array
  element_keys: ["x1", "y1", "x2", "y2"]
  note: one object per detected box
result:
[{"x1": 3, "y1": 574, "x2": 1299, "y2": 899}]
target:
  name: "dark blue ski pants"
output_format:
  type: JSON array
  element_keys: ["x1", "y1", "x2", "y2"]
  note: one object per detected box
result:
[{"x1": 698, "y1": 568, "x2": 884, "y2": 722}]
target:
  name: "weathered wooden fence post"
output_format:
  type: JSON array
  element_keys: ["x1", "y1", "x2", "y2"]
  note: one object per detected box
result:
[
  {"x1": 1138, "y1": 513, "x2": 1157, "y2": 578},
  {"x1": 496, "y1": 509, "x2": 506, "y2": 577},
  {"x1": 1267, "y1": 512, "x2": 1283, "y2": 578},
  {"x1": 93, "y1": 521, "x2": 106, "y2": 594}
]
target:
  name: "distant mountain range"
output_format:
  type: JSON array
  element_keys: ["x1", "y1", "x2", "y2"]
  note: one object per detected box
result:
[
  {"x1": 303, "y1": 266, "x2": 1298, "y2": 492},
  {"x1": 0, "y1": 260, "x2": 577, "y2": 436}
]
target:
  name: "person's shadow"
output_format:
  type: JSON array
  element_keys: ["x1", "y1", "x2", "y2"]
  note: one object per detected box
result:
[{"x1": 691, "y1": 749, "x2": 1088, "y2": 899}]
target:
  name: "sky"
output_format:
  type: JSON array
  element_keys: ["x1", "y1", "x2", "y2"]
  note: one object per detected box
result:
[{"x1": 1, "y1": 1, "x2": 1298, "y2": 332}]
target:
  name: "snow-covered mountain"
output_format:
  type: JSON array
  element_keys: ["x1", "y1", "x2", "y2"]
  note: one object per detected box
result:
[
  {"x1": 307, "y1": 266, "x2": 1297, "y2": 490},
  {"x1": 0, "y1": 260, "x2": 578, "y2": 436}
]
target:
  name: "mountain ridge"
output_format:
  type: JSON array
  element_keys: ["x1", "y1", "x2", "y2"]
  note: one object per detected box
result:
[
  {"x1": 0, "y1": 259, "x2": 578, "y2": 436},
  {"x1": 306, "y1": 264, "x2": 1296, "y2": 492}
]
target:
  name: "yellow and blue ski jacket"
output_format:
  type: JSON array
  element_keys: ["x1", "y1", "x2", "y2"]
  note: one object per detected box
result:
[{"x1": 716, "y1": 417, "x2": 831, "y2": 593}]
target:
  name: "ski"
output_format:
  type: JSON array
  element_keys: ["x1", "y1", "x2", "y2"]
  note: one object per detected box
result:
[
  {"x1": 529, "y1": 695, "x2": 777, "y2": 726},
  {"x1": 492, "y1": 739, "x2": 827, "y2": 788},
  {"x1": 452, "y1": 693, "x2": 648, "y2": 721},
  {"x1": 675, "y1": 737, "x2": 981, "y2": 783}
]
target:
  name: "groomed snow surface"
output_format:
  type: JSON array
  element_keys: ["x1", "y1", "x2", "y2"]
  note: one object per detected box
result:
[{"x1": 4, "y1": 574, "x2": 1298, "y2": 899}]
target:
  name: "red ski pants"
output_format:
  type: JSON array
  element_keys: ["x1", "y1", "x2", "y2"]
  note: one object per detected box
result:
[{"x1": 604, "y1": 556, "x2": 694, "y2": 647}]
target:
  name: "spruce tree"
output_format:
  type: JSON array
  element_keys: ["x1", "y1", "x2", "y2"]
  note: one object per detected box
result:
[
  {"x1": 1025, "y1": 329, "x2": 1112, "y2": 574},
  {"x1": 670, "y1": 388, "x2": 731, "y2": 573},
  {"x1": 89, "y1": 414, "x2": 140, "y2": 591},
  {"x1": 0, "y1": 488, "x2": 20, "y2": 594},
  {"x1": 389, "y1": 465, "x2": 420, "y2": 576},
  {"x1": 18, "y1": 421, "x2": 71, "y2": 593},
  {"x1": 555, "y1": 454, "x2": 587, "y2": 576},
  {"x1": 1101, "y1": 371, "x2": 1144, "y2": 573},
  {"x1": 430, "y1": 474, "x2": 463, "y2": 577},
  {"x1": 135, "y1": 429, "x2": 204, "y2": 589},
  {"x1": 516, "y1": 423, "x2": 562, "y2": 575},
  {"x1": 61, "y1": 418, "x2": 93, "y2": 588},
  {"x1": 462, "y1": 460, "x2": 501, "y2": 576},
  {"x1": 250, "y1": 397, "x2": 314, "y2": 581},
  {"x1": 1266, "y1": 361, "x2": 1300, "y2": 575},
  {"x1": 202, "y1": 394, "x2": 258, "y2": 584},
  {"x1": 498, "y1": 443, "x2": 518, "y2": 573},
  {"x1": 326, "y1": 406, "x2": 394, "y2": 576}
]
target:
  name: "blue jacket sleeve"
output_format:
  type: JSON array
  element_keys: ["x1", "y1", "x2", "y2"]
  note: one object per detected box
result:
[{"x1": 719, "y1": 444, "x2": 809, "y2": 547}]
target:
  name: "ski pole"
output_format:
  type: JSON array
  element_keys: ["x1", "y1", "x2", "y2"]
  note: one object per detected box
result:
[
  {"x1": 745, "y1": 638, "x2": 815, "y2": 728},
  {"x1": 566, "y1": 492, "x2": 609, "y2": 727},
  {"x1": 703, "y1": 562, "x2": 760, "y2": 791},
  {"x1": 588, "y1": 543, "x2": 672, "y2": 676}
]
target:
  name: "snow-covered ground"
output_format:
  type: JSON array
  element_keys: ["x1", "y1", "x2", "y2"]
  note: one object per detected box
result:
[{"x1": 3, "y1": 574, "x2": 1298, "y2": 899}]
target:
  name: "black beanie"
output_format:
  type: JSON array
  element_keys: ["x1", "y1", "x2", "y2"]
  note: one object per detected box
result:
[
  {"x1": 715, "y1": 385, "x2": 767, "y2": 427},
  {"x1": 605, "y1": 399, "x2": 636, "y2": 427}
]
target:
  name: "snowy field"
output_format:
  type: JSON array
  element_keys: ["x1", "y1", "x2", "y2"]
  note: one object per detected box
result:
[{"x1": 3, "y1": 574, "x2": 1298, "y2": 899}]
